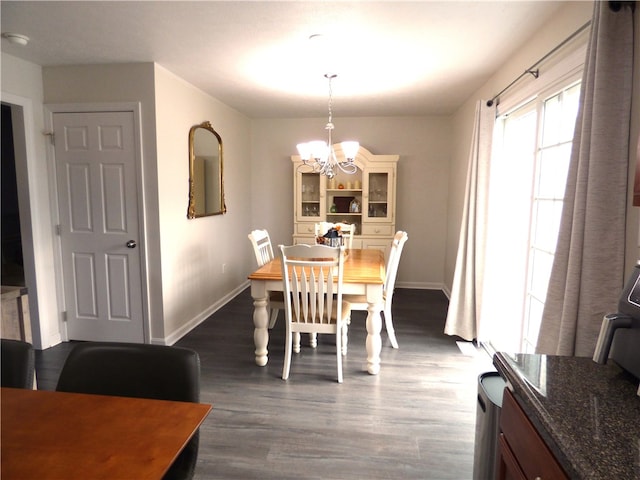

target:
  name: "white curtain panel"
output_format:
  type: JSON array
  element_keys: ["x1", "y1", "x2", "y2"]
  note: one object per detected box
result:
[
  {"x1": 444, "y1": 101, "x2": 496, "y2": 341},
  {"x1": 536, "y1": 1, "x2": 634, "y2": 356}
]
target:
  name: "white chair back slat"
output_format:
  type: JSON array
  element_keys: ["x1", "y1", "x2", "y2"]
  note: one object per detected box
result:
[
  {"x1": 248, "y1": 229, "x2": 285, "y2": 330},
  {"x1": 248, "y1": 229, "x2": 275, "y2": 267},
  {"x1": 385, "y1": 231, "x2": 409, "y2": 298}
]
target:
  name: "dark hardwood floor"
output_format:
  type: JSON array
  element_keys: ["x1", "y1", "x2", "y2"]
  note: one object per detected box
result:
[{"x1": 35, "y1": 288, "x2": 494, "y2": 479}]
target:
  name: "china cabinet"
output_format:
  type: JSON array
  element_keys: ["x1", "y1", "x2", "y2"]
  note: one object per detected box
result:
[{"x1": 292, "y1": 145, "x2": 399, "y2": 252}]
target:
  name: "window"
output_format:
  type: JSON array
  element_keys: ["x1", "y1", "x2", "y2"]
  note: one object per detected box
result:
[
  {"x1": 523, "y1": 82, "x2": 580, "y2": 352},
  {"x1": 482, "y1": 79, "x2": 581, "y2": 354}
]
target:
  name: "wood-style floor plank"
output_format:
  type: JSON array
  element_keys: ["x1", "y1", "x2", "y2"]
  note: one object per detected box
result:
[{"x1": 35, "y1": 288, "x2": 494, "y2": 479}]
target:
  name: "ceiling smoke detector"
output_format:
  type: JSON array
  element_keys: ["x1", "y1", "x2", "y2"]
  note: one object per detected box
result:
[{"x1": 2, "y1": 33, "x2": 30, "y2": 46}]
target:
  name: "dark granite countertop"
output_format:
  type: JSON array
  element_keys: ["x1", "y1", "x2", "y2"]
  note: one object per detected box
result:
[{"x1": 493, "y1": 352, "x2": 640, "y2": 479}]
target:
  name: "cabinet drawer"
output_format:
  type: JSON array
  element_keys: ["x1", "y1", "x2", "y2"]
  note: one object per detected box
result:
[
  {"x1": 361, "y1": 224, "x2": 393, "y2": 236},
  {"x1": 293, "y1": 236, "x2": 314, "y2": 245},
  {"x1": 296, "y1": 223, "x2": 316, "y2": 235},
  {"x1": 362, "y1": 239, "x2": 389, "y2": 255},
  {"x1": 500, "y1": 389, "x2": 568, "y2": 480}
]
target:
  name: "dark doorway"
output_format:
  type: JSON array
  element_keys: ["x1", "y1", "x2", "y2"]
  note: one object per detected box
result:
[{"x1": 2, "y1": 103, "x2": 25, "y2": 286}]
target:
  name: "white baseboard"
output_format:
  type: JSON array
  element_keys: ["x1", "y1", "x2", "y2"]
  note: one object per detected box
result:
[
  {"x1": 157, "y1": 281, "x2": 250, "y2": 346},
  {"x1": 395, "y1": 281, "x2": 446, "y2": 291}
]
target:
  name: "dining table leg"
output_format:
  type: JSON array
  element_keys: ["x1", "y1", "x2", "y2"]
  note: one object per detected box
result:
[
  {"x1": 251, "y1": 282, "x2": 270, "y2": 366},
  {"x1": 365, "y1": 285, "x2": 384, "y2": 375}
]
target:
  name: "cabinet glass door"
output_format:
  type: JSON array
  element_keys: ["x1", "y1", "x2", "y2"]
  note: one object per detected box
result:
[
  {"x1": 297, "y1": 172, "x2": 322, "y2": 221},
  {"x1": 365, "y1": 170, "x2": 392, "y2": 222}
]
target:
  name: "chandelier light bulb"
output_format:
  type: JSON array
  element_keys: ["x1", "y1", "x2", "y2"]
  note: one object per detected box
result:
[
  {"x1": 341, "y1": 141, "x2": 360, "y2": 160},
  {"x1": 296, "y1": 143, "x2": 312, "y2": 161}
]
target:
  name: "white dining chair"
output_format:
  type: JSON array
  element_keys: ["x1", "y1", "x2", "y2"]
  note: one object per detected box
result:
[
  {"x1": 314, "y1": 221, "x2": 355, "y2": 250},
  {"x1": 279, "y1": 244, "x2": 351, "y2": 383},
  {"x1": 343, "y1": 231, "x2": 408, "y2": 349},
  {"x1": 248, "y1": 229, "x2": 284, "y2": 329}
]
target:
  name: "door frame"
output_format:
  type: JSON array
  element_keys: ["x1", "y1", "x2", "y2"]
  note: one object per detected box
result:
[
  {"x1": 44, "y1": 102, "x2": 150, "y2": 343},
  {"x1": 2, "y1": 93, "x2": 52, "y2": 349}
]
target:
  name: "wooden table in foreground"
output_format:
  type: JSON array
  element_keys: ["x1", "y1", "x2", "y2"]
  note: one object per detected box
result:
[
  {"x1": 248, "y1": 248, "x2": 386, "y2": 374},
  {"x1": 1, "y1": 387, "x2": 212, "y2": 480}
]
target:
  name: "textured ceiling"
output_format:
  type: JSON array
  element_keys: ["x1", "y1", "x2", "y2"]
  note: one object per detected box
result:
[{"x1": 1, "y1": 1, "x2": 564, "y2": 118}]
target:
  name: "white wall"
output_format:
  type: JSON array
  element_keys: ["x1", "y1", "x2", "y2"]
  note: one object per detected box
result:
[
  {"x1": 250, "y1": 116, "x2": 452, "y2": 289},
  {"x1": 1, "y1": 54, "x2": 60, "y2": 348},
  {"x1": 445, "y1": 1, "x2": 595, "y2": 291},
  {"x1": 153, "y1": 65, "x2": 252, "y2": 343},
  {"x1": 42, "y1": 63, "x2": 166, "y2": 341}
]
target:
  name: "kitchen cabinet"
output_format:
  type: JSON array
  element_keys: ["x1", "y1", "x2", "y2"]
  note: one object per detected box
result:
[
  {"x1": 498, "y1": 388, "x2": 568, "y2": 480},
  {"x1": 292, "y1": 145, "x2": 399, "y2": 253},
  {"x1": 493, "y1": 353, "x2": 640, "y2": 479}
]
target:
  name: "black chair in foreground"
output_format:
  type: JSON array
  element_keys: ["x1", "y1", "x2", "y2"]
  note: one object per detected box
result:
[
  {"x1": 56, "y1": 342, "x2": 202, "y2": 480},
  {"x1": 1, "y1": 338, "x2": 35, "y2": 389}
]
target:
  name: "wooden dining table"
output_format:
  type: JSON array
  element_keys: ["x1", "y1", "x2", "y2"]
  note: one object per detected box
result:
[
  {"x1": 1, "y1": 387, "x2": 212, "y2": 480},
  {"x1": 248, "y1": 248, "x2": 386, "y2": 374}
]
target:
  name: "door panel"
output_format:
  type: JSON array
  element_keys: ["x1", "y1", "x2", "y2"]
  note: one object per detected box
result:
[{"x1": 54, "y1": 111, "x2": 144, "y2": 342}]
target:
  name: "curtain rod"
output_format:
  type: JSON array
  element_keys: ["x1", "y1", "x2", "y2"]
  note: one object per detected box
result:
[{"x1": 486, "y1": 20, "x2": 591, "y2": 107}]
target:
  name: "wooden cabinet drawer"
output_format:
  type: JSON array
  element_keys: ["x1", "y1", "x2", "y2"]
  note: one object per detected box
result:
[
  {"x1": 362, "y1": 239, "x2": 389, "y2": 254},
  {"x1": 292, "y1": 236, "x2": 314, "y2": 245},
  {"x1": 498, "y1": 433, "x2": 527, "y2": 480},
  {"x1": 500, "y1": 389, "x2": 568, "y2": 480},
  {"x1": 361, "y1": 224, "x2": 393, "y2": 236},
  {"x1": 296, "y1": 223, "x2": 316, "y2": 235}
]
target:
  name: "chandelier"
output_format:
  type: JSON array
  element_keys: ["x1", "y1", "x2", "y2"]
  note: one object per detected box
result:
[{"x1": 296, "y1": 74, "x2": 359, "y2": 179}]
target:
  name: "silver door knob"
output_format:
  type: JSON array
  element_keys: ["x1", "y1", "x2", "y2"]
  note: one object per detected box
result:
[{"x1": 126, "y1": 240, "x2": 137, "y2": 248}]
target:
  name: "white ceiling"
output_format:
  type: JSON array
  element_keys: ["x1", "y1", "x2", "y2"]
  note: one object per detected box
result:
[{"x1": 1, "y1": 1, "x2": 564, "y2": 118}]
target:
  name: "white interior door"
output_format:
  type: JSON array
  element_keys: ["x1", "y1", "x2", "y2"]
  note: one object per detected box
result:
[{"x1": 54, "y1": 111, "x2": 145, "y2": 342}]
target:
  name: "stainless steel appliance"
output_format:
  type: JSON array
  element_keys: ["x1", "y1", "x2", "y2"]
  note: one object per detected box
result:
[
  {"x1": 472, "y1": 371, "x2": 505, "y2": 480},
  {"x1": 593, "y1": 262, "x2": 640, "y2": 395}
]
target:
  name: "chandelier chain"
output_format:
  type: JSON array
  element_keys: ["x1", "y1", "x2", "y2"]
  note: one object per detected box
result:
[
  {"x1": 327, "y1": 75, "x2": 333, "y2": 127},
  {"x1": 295, "y1": 73, "x2": 359, "y2": 178}
]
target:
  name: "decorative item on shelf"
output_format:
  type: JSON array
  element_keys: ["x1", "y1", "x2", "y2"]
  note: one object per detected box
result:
[
  {"x1": 338, "y1": 183, "x2": 344, "y2": 189},
  {"x1": 349, "y1": 198, "x2": 361, "y2": 213},
  {"x1": 354, "y1": 180, "x2": 361, "y2": 189},
  {"x1": 296, "y1": 74, "x2": 359, "y2": 179},
  {"x1": 317, "y1": 227, "x2": 343, "y2": 247},
  {"x1": 333, "y1": 197, "x2": 353, "y2": 213},
  {"x1": 330, "y1": 203, "x2": 337, "y2": 213},
  {"x1": 329, "y1": 178, "x2": 337, "y2": 189}
]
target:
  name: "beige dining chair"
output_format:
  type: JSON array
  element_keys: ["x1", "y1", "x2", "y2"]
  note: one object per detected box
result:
[
  {"x1": 343, "y1": 231, "x2": 408, "y2": 349},
  {"x1": 248, "y1": 229, "x2": 284, "y2": 329},
  {"x1": 314, "y1": 221, "x2": 355, "y2": 250},
  {"x1": 279, "y1": 244, "x2": 351, "y2": 383}
]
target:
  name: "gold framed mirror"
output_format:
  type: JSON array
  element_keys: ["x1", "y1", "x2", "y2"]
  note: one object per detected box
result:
[{"x1": 187, "y1": 121, "x2": 226, "y2": 218}]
